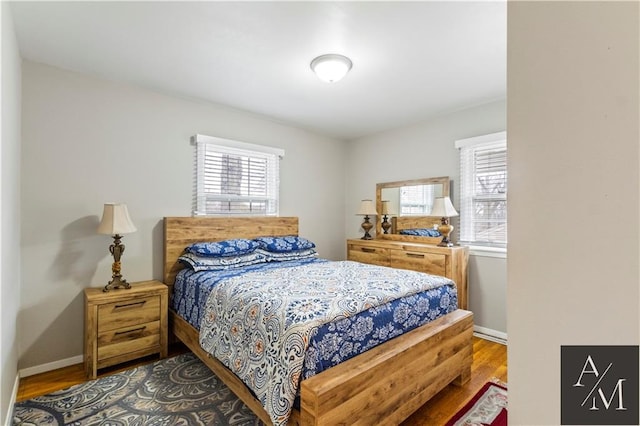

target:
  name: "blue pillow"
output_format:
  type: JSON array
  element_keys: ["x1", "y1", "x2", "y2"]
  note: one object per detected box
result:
[
  {"x1": 185, "y1": 239, "x2": 260, "y2": 257},
  {"x1": 257, "y1": 248, "x2": 318, "y2": 262},
  {"x1": 399, "y1": 228, "x2": 442, "y2": 237},
  {"x1": 178, "y1": 251, "x2": 267, "y2": 272},
  {"x1": 253, "y1": 236, "x2": 316, "y2": 253}
]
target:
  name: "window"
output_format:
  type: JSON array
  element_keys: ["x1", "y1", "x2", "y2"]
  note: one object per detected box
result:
[
  {"x1": 400, "y1": 184, "x2": 436, "y2": 215},
  {"x1": 455, "y1": 131, "x2": 507, "y2": 249},
  {"x1": 193, "y1": 134, "x2": 284, "y2": 216}
]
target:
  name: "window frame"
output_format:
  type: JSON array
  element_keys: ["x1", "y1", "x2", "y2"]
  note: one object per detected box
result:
[
  {"x1": 192, "y1": 134, "x2": 285, "y2": 216},
  {"x1": 455, "y1": 131, "x2": 507, "y2": 254}
]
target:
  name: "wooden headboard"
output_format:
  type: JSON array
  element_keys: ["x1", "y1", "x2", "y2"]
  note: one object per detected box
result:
[
  {"x1": 392, "y1": 215, "x2": 441, "y2": 233},
  {"x1": 163, "y1": 216, "x2": 299, "y2": 285}
]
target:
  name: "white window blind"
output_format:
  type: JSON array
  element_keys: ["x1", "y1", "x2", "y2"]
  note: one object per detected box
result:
[
  {"x1": 400, "y1": 184, "x2": 436, "y2": 215},
  {"x1": 193, "y1": 134, "x2": 284, "y2": 216},
  {"x1": 455, "y1": 131, "x2": 507, "y2": 248}
]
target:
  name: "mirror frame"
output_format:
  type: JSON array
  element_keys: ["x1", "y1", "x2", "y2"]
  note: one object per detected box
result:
[{"x1": 375, "y1": 176, "x2": 450, "y2": 243}]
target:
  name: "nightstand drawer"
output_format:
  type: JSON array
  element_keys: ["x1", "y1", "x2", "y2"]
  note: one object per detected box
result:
[
  {"x1": 348, "y1": 243, "x2": 389, "y2": 266},
  {"x1": 97, "y1": 320, "x2": 161, "y2": 361},
  {"x1": 389, "y1": 249, "x2": 446, "y2": 276},
  {"x1": 98, "y1": 295, "x2": 160, "y2": 333}
]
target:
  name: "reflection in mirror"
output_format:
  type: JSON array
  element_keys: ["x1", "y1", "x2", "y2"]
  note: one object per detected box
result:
[
  {"x1": 376, "y1": 177, "x2": 450, "y2": 242},
  {"x1": 380, "y1": 201, "x2": 395, "y2": 234},
  {"x1": 381, "y1": 184, "x2": 444, "y2": 217}
]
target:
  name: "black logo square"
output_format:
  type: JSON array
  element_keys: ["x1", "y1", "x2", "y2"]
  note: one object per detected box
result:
[{"x1": 561, "y1": 346, "x2": 639, "y2": 425}]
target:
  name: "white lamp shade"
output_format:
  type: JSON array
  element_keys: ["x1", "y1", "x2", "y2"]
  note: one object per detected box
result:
[
  {"x1": 97, "y1": 203, "x2": 137, "y2": 235},
  {"x1": 357, "y1": 199, "x2": 378, "y2": 216},
  {"x1": 311, "y1": 54, "x2": 352, "y2": 83},
  {"x1": 431, "y1": 197, "x2": 459, "y2": 218},
  {"x1": 381, "y1": 200, "x2": 397, "y2": 215}
]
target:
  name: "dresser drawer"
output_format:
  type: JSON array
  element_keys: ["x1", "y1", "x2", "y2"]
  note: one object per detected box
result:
[
  {"x1": 388, "y1": 249, "x2": 446, "y2": 276},
  {"x1": 348, "y1": 243, "x2": 390, "y2": 266},
  {"x1": 345, "y1": 239, "x2": 468, "y2": 310},
  {"x1": 97, "y1": 320, "x2": 161, "y2": 361},
  {"x1": 97, "y1": 295, "x2": 160, "y2": 333}
]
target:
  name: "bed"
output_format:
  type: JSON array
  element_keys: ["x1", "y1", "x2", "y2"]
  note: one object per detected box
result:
[{"x1": 164, "y1": 216, "x2": 473, "y2": 426}]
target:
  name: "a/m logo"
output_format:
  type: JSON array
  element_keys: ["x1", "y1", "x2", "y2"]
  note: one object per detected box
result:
[{"x1": 561, "y1": 346, "x2": 638, "y2": 425}]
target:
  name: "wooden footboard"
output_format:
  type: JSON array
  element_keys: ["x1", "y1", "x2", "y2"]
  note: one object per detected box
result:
[
  {"x1": 171, "y1": 308, "x2": 473, "y2": 426},
  {"x1": 292, "y1": 309, "x2": 472, "y2": 425}
]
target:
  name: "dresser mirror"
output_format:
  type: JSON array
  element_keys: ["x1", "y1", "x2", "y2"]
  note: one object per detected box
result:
[{"x1": 375, "y1": 176, "x2": 450, "y2": 243}]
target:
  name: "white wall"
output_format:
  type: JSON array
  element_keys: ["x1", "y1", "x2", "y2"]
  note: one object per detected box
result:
[
  {"x1": 1, "y1": 3, "x2": 22, "y2": 424},
  {"x1": 468, "y1": 254, "x2": 506, "y2": 336},
  {"x1": 19, "y1": 61, "x2": 346, "y2": 370},
  {"x1": 345, "y1": 100, "x2": 507, "y2": 334},
  {"x1": 508, "y1": 2, "x2": 639, "y2": 424}
]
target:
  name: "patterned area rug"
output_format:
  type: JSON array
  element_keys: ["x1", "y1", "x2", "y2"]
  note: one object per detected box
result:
[
  {"x1": 445, "y1": 380, "x2": 508, "y2": 426},
  {"x1": 13, "y1": 353, "x2": 261, "y2": 426}
]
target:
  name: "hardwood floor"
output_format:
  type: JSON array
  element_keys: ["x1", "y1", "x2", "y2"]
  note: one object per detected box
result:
[{"x1": 17, "y1": 336, "x2": 507, "y2": 425}]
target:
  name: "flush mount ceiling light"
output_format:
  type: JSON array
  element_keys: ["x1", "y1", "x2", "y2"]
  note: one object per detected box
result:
[{"x1": 310, "y1": 54, "x2": 353, "y2": 83}]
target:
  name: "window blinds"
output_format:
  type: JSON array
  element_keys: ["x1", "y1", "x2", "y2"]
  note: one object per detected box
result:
[
  {"x1": 400, "y1": 185, "x2": 436, "y2": 215},
  {"x1": 193, "y1": 134, "x2": 284, "y2": 216},
  {"x1": 455, "y1": 132, "x2": 507, "y2": 247}
]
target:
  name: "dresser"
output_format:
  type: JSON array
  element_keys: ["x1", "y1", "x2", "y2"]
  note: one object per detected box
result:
[
  {"x1": 84, "y1": 280, "x2": 168, "y2": 378},
  {"x1": 347, "y1": 239, "x2": 469, "y2": 310}
]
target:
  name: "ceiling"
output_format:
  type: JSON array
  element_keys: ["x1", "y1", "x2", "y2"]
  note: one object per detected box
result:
[{"x1": 10, "y1": 1, "x2": 506, "y2": 140}]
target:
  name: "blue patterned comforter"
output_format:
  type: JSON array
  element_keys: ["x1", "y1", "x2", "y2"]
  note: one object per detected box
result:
[{"x1": 171, "y1": 259, "x2": 457, "y2": 426}]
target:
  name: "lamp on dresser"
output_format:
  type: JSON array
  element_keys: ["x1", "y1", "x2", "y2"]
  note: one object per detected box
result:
[
  {"x1": 431, "y1": 196, "x2": 459, "y2": 247},
  {"x1": 97, "y1": 203, "x2": 137, "y2": 292},
  {"x1": 356, "y1": 199, "x2": 378, "y2": 240},
  {"x1": 380, "y1": 200, "x2": 396, "y2": 234}
]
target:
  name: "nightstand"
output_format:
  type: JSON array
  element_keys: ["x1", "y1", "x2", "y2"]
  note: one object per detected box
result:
[{"x1": 84, "y1": 280, "x2": 168, "y2": 379}]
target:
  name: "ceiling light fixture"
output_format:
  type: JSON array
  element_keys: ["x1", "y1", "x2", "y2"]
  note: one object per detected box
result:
[{"x1": 310, "y1": 54, "x2": 353, "y2": 83}]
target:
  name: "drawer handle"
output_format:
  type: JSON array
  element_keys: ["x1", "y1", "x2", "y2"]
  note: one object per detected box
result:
[
  {"x1": 405, "y1": 253, "x2": 425, "y2": 259},
  {"x1": 114, "y1": 326, "x2": 146, "y2": 336},
  {"x1": 114, "y1": 301, "x2": 146, "y2": 310},
  {"x1": 361, "y1": 248, "x2": 376, "y2": 253}
]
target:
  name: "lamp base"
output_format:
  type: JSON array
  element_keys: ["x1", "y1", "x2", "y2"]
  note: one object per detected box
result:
[
  {"x1": 103, "y1": 275, "x2": 131, "y2": 292},
  {"x1": 361, "y1": 215, "x2": 374, "y2": 240},
  {"x1": 381, "y1": 215, "x2": 391, "y2": 234},
  {"x1": 437, "y1": 238, "x2": 454, "y2": 247},
  {"x1": 437, "y1": 221, "x2": 454, "y2": 247},
  {"x1": 102, "y1": 234, "x2": 131, "y2": 292}
]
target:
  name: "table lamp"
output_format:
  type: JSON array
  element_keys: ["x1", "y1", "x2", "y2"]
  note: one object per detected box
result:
[
  {"x1": 356, "y1": 199, "x2": 378, "y2": 240},
  {"x1": 430, "y1": 196, "x2": 459, "y2": 247},
  {"x1": 97, "y1": 203, "x2": 137, "y2": 292},
  {"x1": 380, "y1": 200, "x2": 396, "y2": 234}
]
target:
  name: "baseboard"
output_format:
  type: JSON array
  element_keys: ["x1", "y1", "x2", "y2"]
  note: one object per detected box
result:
[
  {"x1": 19, "y1": 354, "x2": 83, "y2": 378},
  {"x1": 473, "y1": 325, "x2": 507, "y2": 345},
  {"x1": 5, "y1": 373, "x2": 19, "y2": 426}
]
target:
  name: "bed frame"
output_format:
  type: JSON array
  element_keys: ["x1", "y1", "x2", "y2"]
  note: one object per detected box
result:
[{"x1": 164, "y1": 216, "x2": 473, "y2": 426}]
